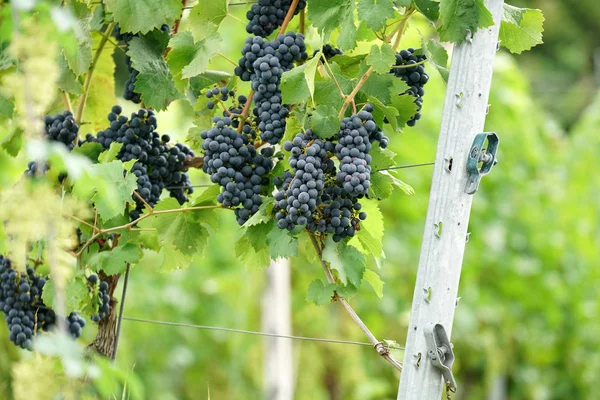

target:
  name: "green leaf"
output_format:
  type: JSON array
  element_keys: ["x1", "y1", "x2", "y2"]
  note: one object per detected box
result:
[
  {"x1": 389, "y1": 171, "x2": 415, "y2": 195},
  {"x1": 368, "y1": 171, "x2": 394, "y2": 199},
  {"x1": 189, "y1": 0, "x2": 227, "y2": 26},
  {"x1": 310, "y1": 105, "x2": 340, "y2": 139},
  {"x1": 337, "y1": 5, "x2": 358, "y2": 51},
  {"x1": 189, "y1": 71, "x2": 231, "y2": 97},
  {"x1": 73, "y1": 160, "x2": 137, "y2": 221},
  {"x1": 391, "y1": 94, "x2": 419, "y2": 127},
  {"x1": 368, "y1": 96, "x2": 399, "y2": 132},
  {"x1": 246, "y1": 221, "x2": 273, "y2": 252},
  {"x1": 243, "y1": 198, "x2": 274, "y2": 227},
  {"x1": 281, "y1": 65, "x2": 310, "y2": 104},
  {"x1": 192, "y1": 184, "x2": 222, "y2": 206},
  {"x1": 414, "y1": 0, "x2": 440, "y2": 23},
  {"x1": 499, "y1": 5, "x2": 544, "y2": 54},
  {"x1": 72, "y1": 142, "x2": 104, "y2": 162},
  {"x1": 307, "y1": 0, "x2": 354, "y2": 36},
  {"x1": 138, "y1": 198, "x2": 212, "y2": 256},
  {"x1": 323, "y1": 238, "x2": 366, "y2": 287},
  {"x1": 87, "y1": 243, "x2": 143, "y2": 275},
  {"x1": 363, "y1": 269, "x2": 384, "y2": 298},
  {"x1": 60, "y1": 2, "x2": 93, "y2": 76},
  {"x1": 41, "y1": 278, "x2": 89, "y2": 314},
  {"x1": 167, "y1": 31, "x2": 222, "y2": 79},
  {"x1": 371, "y1": 145, "x2": 397, "y2": 171},
  {"x1": 438, "y1": 0, "x2": 494, "y2": 44},
  {"x1": 266, "y1": 223, "x2": 298, "y2": 259},
  {"x1": 98, "y1": 142, "x2": 123, "y2": 164},
  {"x1": 357, "y1": 0, "x2": 395, "y2": 32},
  {"x1": 0, "y1": 93, "x2": 14, "y2": 119},
  {"x1": 306, "y1": 279, "x2": 336, "y2": 306},
  {"x1": 128, "y1": 35, "x2": 182, "y2": 110},
  {"x1": 423, "y1": 39, "x2": 449, "y2": 82},
  {"x1": 107, "y1": 0, "x2": 183, "y2": 34},
  {"x1": 57, "y1": 54, "x2": 83, "y2": 95},
  {"x1": 348, "y1": 199, "x2": 384, "y2": 257},
  {"x1": 235, "y1": 235, "x2": 270, "y2": 269},
  {"x1": 81, "y1": 32, "x2": 117, "y2": 136},
  {"x1": 0, "y1": 42, "x2": 14, "y2": 71},
  {"x1": 366, "y1": 43, "x2": 396, "y2": 74}
]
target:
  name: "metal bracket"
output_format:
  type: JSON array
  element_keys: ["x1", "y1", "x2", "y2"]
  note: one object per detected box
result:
[
  {"x1": 425, "y1": 324, "x2": 457, "y2": 391},
  {"x1": 465, "y1": 132, "x2": 499, "y2": 194}
]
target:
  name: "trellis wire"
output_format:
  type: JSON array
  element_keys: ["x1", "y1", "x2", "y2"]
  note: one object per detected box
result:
[
  {"x1": 168, "y1": 161, "x2": 435, "y2": 190},
  {"x1": 122, "y1": 316, "x2": 405, "y2": 350}
]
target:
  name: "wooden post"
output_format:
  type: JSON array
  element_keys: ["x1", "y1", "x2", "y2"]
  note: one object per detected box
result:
[
  {"x1": 262, "y1": 258, "x2": 294, "y2": 400},
  {"x1": 397, "y1": 0, "x2": 504, "y2": 398}
]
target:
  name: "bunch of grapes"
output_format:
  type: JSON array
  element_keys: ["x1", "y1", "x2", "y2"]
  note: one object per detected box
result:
[
  {"x1": 390, "y1": 48, "x2": 429, "y2": 127},
  {"x1": 274, "y1": 131, "x2": 334, "y2": 231},
  {"x1": 205, "y1": 86, "x2": 236, "y2": 110},
  {"x1": 88, "y1": 105, "x2": 194, "y2": 220},
  {"x1": 201, "y1": 117, "x2": 274, "y2": 225},
  {"x1": 251, "y1": 54, "x2": 288, "y2": 144},
  {"x1": 245, "y1": 0, "x2": 307, "y2": 37},
  {"x1": 273, "y1": 105, "x2": 384, "y2": 242},
  {"x1": 113, "y1": 24, "x2": 171, "y2": 104},
  {"x1": 87, "y1": 275, "x2": 110, "y2": 323},
  {"x1": 234, "y1": 32, "x2": 307, "y2": 81},
  {"x1": 26, "y1": 111, "x2": 80, "y2": 178},
  {"x1": 0, "y1": 255, "x2": 85, "y2": 350},
  {"x1": 314, "y1": 44, "x2": 343, "y2": 61}
]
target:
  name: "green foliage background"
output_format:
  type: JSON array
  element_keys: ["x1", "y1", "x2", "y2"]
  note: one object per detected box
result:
[{"x1": 0, "y1": 0, "x2": 598, "y2": 399}]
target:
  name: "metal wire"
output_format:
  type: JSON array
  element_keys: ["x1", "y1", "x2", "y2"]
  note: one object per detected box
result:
[
  {"x1": 376, "y1": 162, "x2": 435, "y2": 172},
  {"x1": 123, "y1": 317, "x2": 405, "y2": 350}
]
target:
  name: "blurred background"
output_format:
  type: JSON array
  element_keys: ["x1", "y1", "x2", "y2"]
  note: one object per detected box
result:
[{"x1": 2, "y1": 0, "x2": 600, "y2": 399}]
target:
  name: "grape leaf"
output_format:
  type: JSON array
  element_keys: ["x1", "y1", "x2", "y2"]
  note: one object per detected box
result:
[
  {"x1": 368, "y1": 96, "x2": 399, "y2": 132},
  {"x1": 414, "y1": 0, "x2": 440, "y2": 23},
  {"x1": 81, "y1": 32, "x2": 116, "y2": 136},
  {"x1": 235, "y1": 235, "x2": 270, "y2": 269},
  {"x1": 357, "y1": 0, "x2": 395, "y2": 32},
  {"x1": 363, "y1": 269, "x2": 384, "y2": 298},
  {"x1": 128, "y1": 35, "x2": 182, "y2": 111},
  {"x1": 366, "y1": 43, "x2": 396, "y2": 74},
  {"x1": 243, "y1": 198, "x2": 274, "y2": 227},
  {"x1": 368, "y1": 171, "x2": 394, "y2": 200},
  {"x1": 499, "y1": 5, "x2": 544, "y2": 54},
  {"x1": 72, "y1": 142, "x2": 104, "y2": 162},
  {"x1": 167, "y1": 31, "x2": 222, "y2": 79},
  {"x1": 307, "y1": 0, "x2": 354, "y2": 36},
  {"x1": 98, "y1": 143, "x2": 123, "y2": 164},
  {"x1": 138, "y1": 198, "x2": 211, "y2": 256},
  {"x1": 188, "y1": 0, "x2": 227, "y2": 26},
  {"x1": 246, "y1": 221, "x2": 273, "y2": 251},
  {"x1": 310, "y1": 105, "x2": 340, "y2": 139},
  {"x1": 391, "y1": 94, "x2": 419, "y2": 127},
  {"x1": 281, "y1": 64, "x2": 311, "y2": 104},
  {"x1": 87, "y1": 243, "x2": 143, "y2": 275},
  {"x1": 388, "y1": 171, "x2": 415, "y2": 195},
  {"x1": 60, "y1": 2, "x2": 93, "y2": 76},
  {"x1": 306, "y1": 279, "x2": 336, "y2": 306},
  {"x1": 41, "y1": 277, "x2": 89, "y2": 314},
  {"x1": 438, "y1": 0, "x2": 494, "y2": 44},
  {"x1": 57, "y1": 53, "x2": 83, "y2": 95},
  {"x1": 0, "y1": 42, "x2": 14, "y2": 71},
  {"x1": 349, "y1": 199, "x2": 384, "y2": 257},
  {"x1": 423, "y1": 38, "x2": 449, "y2": 82},
  {"x1": 192, "y1": 184, "x2": 222, "y2": 206},
  {"x1": 73, "y1": 160, "x2": 137, "y2": 222},
  {"x1": 106, "y1": 0, "x2": 183, "y2": 34},
  {"x1": 0, "y1": 93, "x2": 14, "y2": 119},
  {"x1": 323, "y1": 238, "x2": 366, "y2": 287},
  {"x1": 266, "y1": 224, "x2": 298, "y2": 259},
  {"x1": 360, "y1": 72, "x2": 408, "y2": 105},
  {"x1": 189, "y1": 70, "x2": 231, "y2": 97},
  {"x1": 337, "y1": 4, "x2": 358, "y2": 51},
  {"x1": 370, "y1": 145, "x2": 397, "y2": 171}
]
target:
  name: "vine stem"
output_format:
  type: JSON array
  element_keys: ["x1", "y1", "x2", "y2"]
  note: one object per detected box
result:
[
  {"x1": 61, "y1": 91, "x2": 73, "y2": 114},
  {"x1": 279, "y1": 0, "x2": 300, "y2": 34},
  {"x1": 299, "y1": 9, "x2": 305, "y2": 35},
  {"x1": 320, "y1": 55, "x2": 345, "y2": 99},
  {"x1": 308, "y1": 234, "x2": 403, "y2": 371},
  {"x1": 72, "y1": 205, "x2": 225, "y2": 257},
  {"x1": 237, "y1": 90, "x2": 254, "y2": 133},
  {"x1": 337, "y1": 7, "x2": 415, "y2": 119},
  {"x1": 112, "y1": 263, "x2": 131, "y2": 362},
  {"x1": 75, "y1": 22, "x2": 115, "y2": 126}
]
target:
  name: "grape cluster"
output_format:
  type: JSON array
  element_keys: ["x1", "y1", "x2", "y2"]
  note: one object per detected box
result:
[
  {"x1": 205, "y1": 86, "x2": 236, "y2": 110},
  {"x1": 201, "y1": 117, "x2": 274, "y2": 225},
  {"x1": 234, "y1": 32, "x2": 307, "y2": 81},
  {"x1": 390, "y1": 48, "x2": 429, "y2": 127},
  {"x1": 25, "y1": 111, "x2": 80, "y2": 178},
  {"x1": 87, "y1": 275, "x2": 110, "y2": 323},
  {"x1": 0, "y1": 255, "x2": 85, "y2": 350},
  {"x1": 88, "y1": 105, "x2": 194, "y2": 220},
  {"x1": 251, "y1": 54, "x2": 288, "y2": 144},
  {"x1": 335, "y1": 106, "x2": 388, "y2": 197},
  {"x1": 274, "y1": 131, "x2": 334, "y2": 231},
  {"x1": 314, "y1": 44, "x2": 343, "y2": 60},
  {"x1": 113, "y1": 24, "x2": 171, "y2": 104},
  {"x1": 245, "y1": 0, "x2": 307, "y2": 37}
]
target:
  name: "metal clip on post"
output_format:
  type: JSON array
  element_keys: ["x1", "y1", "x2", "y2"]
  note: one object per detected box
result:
[
  {"x1": 425, "y1": 324, "x2": 457, "y2": 391},
  {"x1": 465, "y1": 132, "x2": 499, "y2": 194}
]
